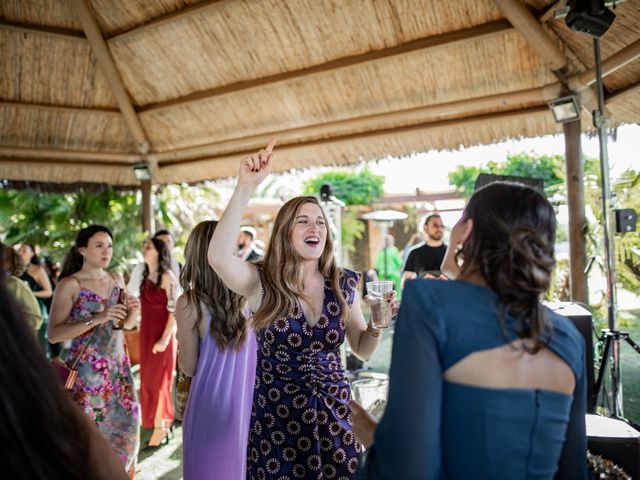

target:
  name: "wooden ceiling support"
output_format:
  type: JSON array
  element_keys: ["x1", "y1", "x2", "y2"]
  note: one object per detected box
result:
[
  {"x1": 140, "y1": 20, "x2": 514, "y2": 113},
  {"x1": 159, "y1": 105, "x2": 553, "y2": 169},
  {"x1": 0, "y1": 146, "x2": 140, "y2": 163},
  {"x1": 492, "y1": 0, "x2": 567, "y2": 72},
  {"x1": 569, "y1": 39, "x2": 640, "y2": 91},
  {"x1": 154, "y1": 85, "x2": 560, "y2": 164},
  {"x1": 0, "y1": 19, "x2": 85, "y2": 40},
  {"x1": 0, "y1": 100, "x2": 120, "y2": 115},
  {"x1": 72, "y1": 0, "x2": 150, "y2": 155}
]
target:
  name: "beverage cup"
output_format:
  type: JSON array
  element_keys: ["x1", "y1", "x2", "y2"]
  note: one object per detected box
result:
[
  {"x1": 367, "y1": 280, "x2": 394, "y2": 329},
  {"x1": 113, "y1": 289, "x2": 127, "y2": 330}
]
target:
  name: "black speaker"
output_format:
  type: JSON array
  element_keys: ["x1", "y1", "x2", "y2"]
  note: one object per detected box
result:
[
  {"x1": 587, "y1": 414, "x2": 640, "y2": 479},
  {"x1": 614, "y1": 208, "x2": 638, "y2": 234},
  {"x1": 545, "y1": 302, "x2": 596, "y2": 412}
]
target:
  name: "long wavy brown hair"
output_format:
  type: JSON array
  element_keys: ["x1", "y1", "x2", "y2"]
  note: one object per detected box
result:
[
  {"x1": 180, "y1": 221, "x2": 248, "y2": 351},
  {"x1": 253, "y1": 196, "x2": 347, "y2": 330},
  {"x1": 456, "y1": 181, "x2": 557, "y2": 353}
]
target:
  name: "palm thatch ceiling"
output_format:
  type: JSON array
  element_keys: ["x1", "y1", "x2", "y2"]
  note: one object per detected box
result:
[{"x1": 1, "y1": 0, "x2": 639, "y2": 187}]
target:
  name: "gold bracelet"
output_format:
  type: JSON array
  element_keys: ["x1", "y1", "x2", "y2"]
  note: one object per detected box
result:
[{"x1": 367, "y1": 323, "x2": 380, "y2": 337}]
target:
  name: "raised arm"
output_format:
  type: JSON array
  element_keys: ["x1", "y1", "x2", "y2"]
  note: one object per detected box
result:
[{"x1": 208, "y1": 140, "x2": 275, "y2": 308}]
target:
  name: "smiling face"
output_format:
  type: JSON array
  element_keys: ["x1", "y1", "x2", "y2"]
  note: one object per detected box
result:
[
  {"x1": 290, "y1": 202, "x2": 328, "y2": 261},
  {"x1": 79, "y1": 232, "x2": 113, "y2": 269}
]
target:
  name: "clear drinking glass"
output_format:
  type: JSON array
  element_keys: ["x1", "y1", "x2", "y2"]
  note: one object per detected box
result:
[
  {"x1": 351, "y1": 377, "x2": 389, "y2": 418},
  {"x1": 166, "y1": 284, "x2": 176, "y2": 313},
  {"x1": 367, "y1": 280, "x2": 394, "y2": 328}
]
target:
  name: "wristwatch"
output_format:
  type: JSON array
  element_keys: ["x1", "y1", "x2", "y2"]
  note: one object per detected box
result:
[{"x1": 84, "y1": 319, "x2": 94, "y2": 327}]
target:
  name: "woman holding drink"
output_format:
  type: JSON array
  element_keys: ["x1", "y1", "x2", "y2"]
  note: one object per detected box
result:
[
  {"x1": 208, "y1": 140, "x2": 387, "y2": 479},
  {"x1": 48, "y1": 225, "x2": 140, "y2": 477},
  {"x1": 138, "y1": 237, "x2": 179, "y2": 449}
]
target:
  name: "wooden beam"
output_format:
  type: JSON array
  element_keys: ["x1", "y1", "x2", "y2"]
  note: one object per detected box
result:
[
  {"x1": 0, "y1": 100, "x2": 120, "y2": 116},
  {"x1": 72, "y1": 0, "x2": 150, "y2": 154},
  {"x1": 141, "y1": 179, "x2": 155, "y2": 234},
  {"x1": 569, "y1": 39, "x2": 640, "y2": 91},
  {"x1": 607, "y1": 80, "x2": 640, "y2": 104},
  {"x1": 158, "y1": 105, "x2": 552, "y2": 169},
  {"x1": 0, "y1": 19, "x2": 86, "y2": 40},
  {"x1": 492, "y1": 0, "x2": 567, "y2": 71},
  {"x1": 154, "y1": 85, "x2": 560, "y2": 163},
  {"x1": 0, "y1": 146, "x2": 140, "y2": 163},
  {"x1": 107, "y1": 0, "x2": 224, "y2": 40},
  {"x1": 563, "y1": 118, "x2": 588, "y2": 303},
  {"x1": 141, "y1": 20, "x2": 514, "y2": 113},
  {"x1": 0, "y1": 157, "x2": 130, "y2": 168}
]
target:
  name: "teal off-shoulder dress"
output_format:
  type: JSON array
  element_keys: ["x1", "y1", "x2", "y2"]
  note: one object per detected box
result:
[{"x1": 360, "y1": 279, "x2": 589, "y2": 480}]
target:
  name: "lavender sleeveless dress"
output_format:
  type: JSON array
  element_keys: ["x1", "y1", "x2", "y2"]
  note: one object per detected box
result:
[
  {"x1": 247, "y1": 269, "x2": 362, "y2": 480},
  {"x1": 182, "y1": 310, "x2": 257, "y2": 480}
]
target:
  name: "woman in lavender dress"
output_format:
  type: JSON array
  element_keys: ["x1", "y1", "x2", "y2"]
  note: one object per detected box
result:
[
  {"x1": 209, "y1": 141, "x2": 384, "y2": 479},
  {"x1": 176, "y1": 220, "x2": 256, "y2": 480},
  {"x1": 48, "y1": 225, "x2": 140, "y2": 478}
]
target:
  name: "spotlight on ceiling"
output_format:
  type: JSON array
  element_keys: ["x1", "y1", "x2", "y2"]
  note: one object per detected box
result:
[
  {"x1": 133, "y1": 164, "x2": 152, "y2": 181},
  {"x1": 549, "y1": 95, "x2": 581, "y2": 123}
]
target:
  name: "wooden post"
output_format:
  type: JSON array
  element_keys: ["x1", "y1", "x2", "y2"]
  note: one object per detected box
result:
[
  {"x1": 563, "y1": 119, "x2": 588, "y2": 303},
  {"x1": 141, "y1": 179, "x2": 154, "y2": 235}
]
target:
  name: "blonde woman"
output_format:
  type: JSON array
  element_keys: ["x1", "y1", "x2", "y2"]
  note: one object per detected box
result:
[
  {"x1": 208, "y1": 141, "x2": 383, "y2": 479},
  {"x1": 176, "y1": 220, "x2": 256, "y2": 480}
]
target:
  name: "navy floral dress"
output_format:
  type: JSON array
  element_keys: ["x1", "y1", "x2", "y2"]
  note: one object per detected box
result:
[{"x1": 248, "y1": 269, "x2": 362, "y2": 480}]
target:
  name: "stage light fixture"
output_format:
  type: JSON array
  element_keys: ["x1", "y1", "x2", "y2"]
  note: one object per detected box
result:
[
  {"x1": 565, "y1": 0, "x2": 616, "y2": 38},
  {"x1": 549, "y1": 95, "x2": 581, "y2": 123},
  {"x1": 133, "y1": 164, "x2": 152, "y2": 181}
]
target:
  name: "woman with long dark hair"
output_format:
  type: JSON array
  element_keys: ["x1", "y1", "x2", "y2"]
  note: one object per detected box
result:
[
  {"x1": 138, "y1": 237, "x2": 179, "y2": 449},
  {"x1": 48, "y1": 225, "x2": 140, "y2": 477},
  {"x1": 209, "y1": 141, "x2": 384, "y2": 479},
  {"x1": 351, "y1": 182, "x2": 588, "y2": 479},
  {"x1": 176, "y1": 220, "x2": 256, "y2": 479}
]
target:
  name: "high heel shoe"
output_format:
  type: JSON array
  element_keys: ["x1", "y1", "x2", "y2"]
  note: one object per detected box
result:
[
  {"x1": 168, "y1": 424, "x2": 175, "y2": 440},
  {"x1": 141, "y1": 427, "x2": 170, "y2": 452}
]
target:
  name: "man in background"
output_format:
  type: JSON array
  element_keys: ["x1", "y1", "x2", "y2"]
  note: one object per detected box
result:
[
  {"x1": 236, "y1": 226, "x2": 263, "y2": 263},
  {"x1": 402, "y1": 214, "x2": 447, "y2": 286}
]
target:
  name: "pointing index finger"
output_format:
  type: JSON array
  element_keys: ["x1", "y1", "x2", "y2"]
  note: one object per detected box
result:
[{"x1": 265, "y1": 138, "x2": 277, "y2": 155}]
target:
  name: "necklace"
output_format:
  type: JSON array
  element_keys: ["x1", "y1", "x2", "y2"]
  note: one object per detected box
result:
[{"x1": 95, "y1": 272, "x2": 108, "y2": 284}]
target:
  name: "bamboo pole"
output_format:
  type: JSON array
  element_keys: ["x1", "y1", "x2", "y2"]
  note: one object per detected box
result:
[
  {"x1": 72, "y1": 0, "x2": 150, "y2": 154},
  {"x1": 0, "y1": 146, "x2": 140, "y2": 163},
  {"x1": 492, "y1": 0, "x2": 567, "y2": 71},
  {"x1": 563, "y1": 118, "x2": 588, "y2": 303}
]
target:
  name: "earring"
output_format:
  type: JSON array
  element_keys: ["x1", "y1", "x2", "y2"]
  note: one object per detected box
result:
[{"x1": 454, "y1": 242, "x2": 463, "y2": 254}]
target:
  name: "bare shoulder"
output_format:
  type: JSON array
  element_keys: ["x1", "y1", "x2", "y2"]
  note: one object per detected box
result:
[
  {"x1": 56, "y1": 276, "x2": 81, "y2": 299},
  {"x1": 174, "y1": 294, "x2": 200, "y2": 329}
]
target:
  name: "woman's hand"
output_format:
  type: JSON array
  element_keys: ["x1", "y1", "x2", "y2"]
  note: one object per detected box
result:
[
  {"x1": 349, "y1": 400, "x2": 378, "y2": 448},
  {"x1": 92, "y1": 304, "x2": 127, "y2": 325},
  {"x1": 152, "y1": 339, "x2": 169, "y2": 354},
  {"x1": 237, "y1": 139, "x2": 276, "y2": 188},
  {"x1": 126, "y1": 295, "x2": 141, "y2": 311}
]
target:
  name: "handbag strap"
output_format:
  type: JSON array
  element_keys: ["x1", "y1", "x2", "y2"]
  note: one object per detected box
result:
[{"x1": 69, "y1": 326, "x2": 97, "y2": 369}]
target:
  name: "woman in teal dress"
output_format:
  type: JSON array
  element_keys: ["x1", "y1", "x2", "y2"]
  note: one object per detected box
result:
[
  {"x1": 352, "y1": 181, "x2": 589, "y2": 479},
  {"x1": 49, "y1": 225, "x2": 141, "y2": 478}
]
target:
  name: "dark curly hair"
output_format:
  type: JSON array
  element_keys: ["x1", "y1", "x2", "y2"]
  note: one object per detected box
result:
[{"x1": 456, "y1": 181, "x2": 557, "y2": 352}]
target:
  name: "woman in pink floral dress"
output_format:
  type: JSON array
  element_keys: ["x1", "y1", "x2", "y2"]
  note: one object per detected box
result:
[{"x1": 49, "y1": 225, "x2": 140, "y2": 478}]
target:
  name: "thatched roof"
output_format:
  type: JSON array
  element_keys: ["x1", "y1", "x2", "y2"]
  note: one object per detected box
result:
[{"x1": 1, "y1": 0, "x2": 639, "y2": 187}]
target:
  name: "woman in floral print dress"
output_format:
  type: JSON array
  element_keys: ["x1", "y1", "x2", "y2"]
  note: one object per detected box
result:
[
  {"x1": 209, "y1": 141, "x2": 385, "y2": 479},
  {"x1": 49, "y1": 225, "x2": 140, "y2": 478}
]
